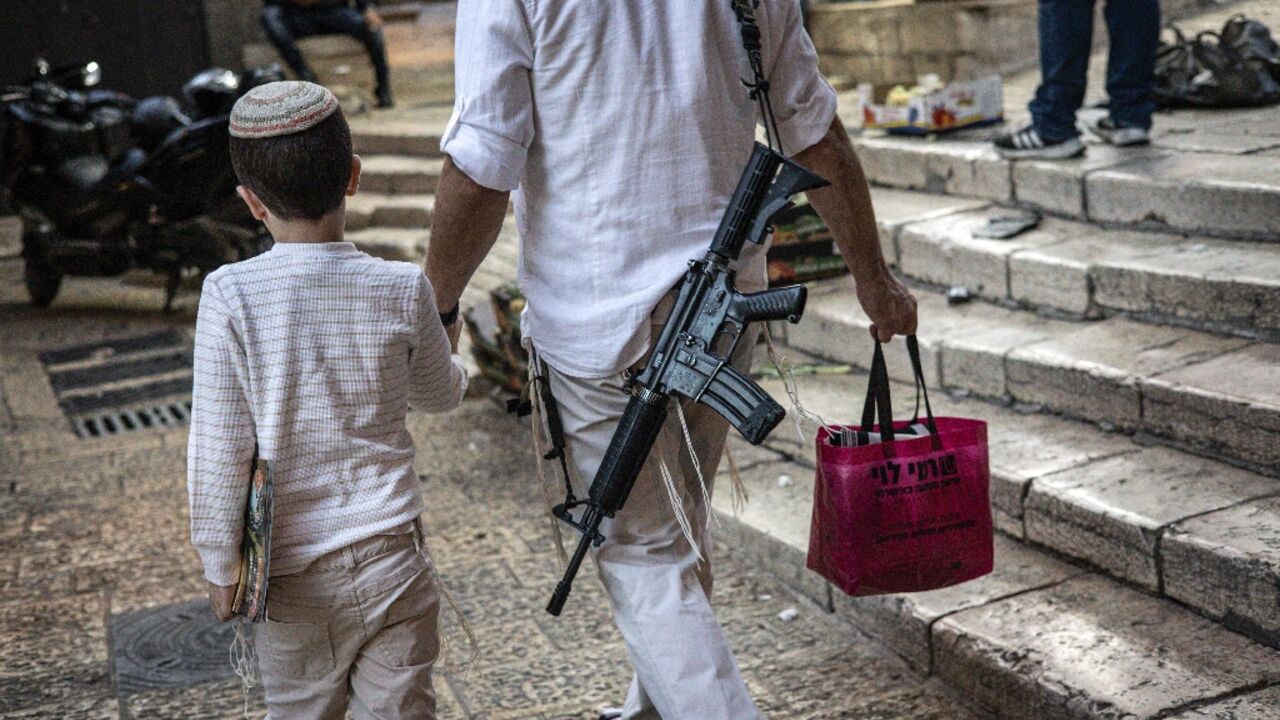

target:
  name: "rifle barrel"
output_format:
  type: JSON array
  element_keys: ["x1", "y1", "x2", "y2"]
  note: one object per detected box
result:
[{"x1": 547, "y1": 515, "x2": 597, "y2": 616}]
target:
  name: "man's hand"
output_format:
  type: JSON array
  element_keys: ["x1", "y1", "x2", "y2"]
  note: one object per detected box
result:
[
  {"x1": 208, "y1": 581, "x2": 238, "y2": 622},
  {"x1": 857, "y1": 265, "x2": 917, "y2": 343},
  {"x1": 363, "y1": 8, "x2": 383, "y2": 30}
]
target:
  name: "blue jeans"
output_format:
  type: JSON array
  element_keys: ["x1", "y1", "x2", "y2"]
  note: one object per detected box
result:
[
  {"x1": 261, "y1": 4, "x2": 391, "y2": 92},
  {"x1": 1029, "y1": 0, "x2": 1160, "y2": 142}
]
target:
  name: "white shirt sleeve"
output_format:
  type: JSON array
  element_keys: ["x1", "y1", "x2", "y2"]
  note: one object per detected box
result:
[
  {"x1": 441, "y1": 0, "x2": 536, "y2": 192},
  {"x1": 187, "y1": 276, "x2": 256, "y2": 587},
  {"x1": 407, "y1": 273, "x2": 469, "y2": 413},
  {"x1": 763, "y1": 0, "x2": 839, "y2": 155}
]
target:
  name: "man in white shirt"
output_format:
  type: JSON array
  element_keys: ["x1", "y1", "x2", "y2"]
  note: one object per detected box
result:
[{"x1": 426, "y1": 2, "x2": 916, "y2": 717}]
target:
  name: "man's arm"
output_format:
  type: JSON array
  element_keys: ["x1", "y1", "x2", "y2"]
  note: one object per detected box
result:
[
  {"x1": 792, "y1": 116, "x2": 917, "y2": 342},
  {"x1": 423, "y1": 156, "x2": 510, "y2": 323}
]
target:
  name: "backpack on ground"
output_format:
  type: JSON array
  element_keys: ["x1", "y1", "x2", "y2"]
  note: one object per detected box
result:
[{"x1": 1155, "y1": 14, "x2": 1280, "y2": 108}]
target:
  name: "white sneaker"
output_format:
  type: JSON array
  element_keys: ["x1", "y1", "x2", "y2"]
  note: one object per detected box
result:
[
  {"x1": 993, "y1": 126, "x2": 1086, "y2": 159},
  {"x1": 1090, "y1": 117, "x2": 1150, "y2": 146}
]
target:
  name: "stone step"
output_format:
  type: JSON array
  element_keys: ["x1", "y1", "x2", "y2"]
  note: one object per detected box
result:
[
  {"x1": 779, "y1": 282, "x2": 1280, "y2": 474},
  {"x1": 346, "y1": 217, "x2": 519, "y2": 306},
  {"x1": 350, "y1": 119, "x2": 446, "y2": 158},
  {"x1": 345, "y1": 227, "x2": 429, "y2": 263},
  {"x1": 714, "y1": 374, "x2": 1280, "y2": 717},
  {"x1": 873, "y1": 190, "x2": 1280, "y2": 339},
  {"x1": 851, "y1": 134, "x2": 1280, "y2": 242},
  {"x1": 739, "y1": 369, "x2": 1280, "y2": 649},
  {"x1": 346, "y1": 193, "x2": 435, "y2": 231},
  {"x1": 359, "y1": 155, "x2": 445, "y2": 195}
]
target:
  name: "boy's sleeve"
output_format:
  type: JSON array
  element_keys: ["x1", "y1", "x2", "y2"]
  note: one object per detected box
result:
[
  {"x1": 407, "y1": 273, "x2": 469, "y2": 413},
  {"x1": 439, "y1": 0, "x2": 535, "y2": 192},
  {"x1": 762, "y1": 0, "x2": 839, "y2": 155},
  {"x1": 187, "y1": 278, "x2": 256, "y2": 587}
]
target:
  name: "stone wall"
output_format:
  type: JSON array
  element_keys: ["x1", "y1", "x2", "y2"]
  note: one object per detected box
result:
[
  {"x1": 808, "y1": 0, "x2": 1236, "y2": 85},
  {"x1": 203, "y1": 0, "x2": 265, "y2": 70}
]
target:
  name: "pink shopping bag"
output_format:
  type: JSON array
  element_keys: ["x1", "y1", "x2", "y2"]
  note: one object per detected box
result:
[{"x1": 806, "y1": 336, "x2": 993, "y2": 596}]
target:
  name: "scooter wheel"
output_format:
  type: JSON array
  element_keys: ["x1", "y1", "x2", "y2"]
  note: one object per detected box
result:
[{"x1": 23, "y1": 256, "x2": 63, "y2": 308}]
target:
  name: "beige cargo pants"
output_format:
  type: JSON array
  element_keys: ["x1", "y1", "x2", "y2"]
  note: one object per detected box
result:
[
  {"x1": 255, "y1": 526, "x2": 441, "y2": 720},
  {"x1": 536, "y1": 295, "x2": 764, "y2": 720}
]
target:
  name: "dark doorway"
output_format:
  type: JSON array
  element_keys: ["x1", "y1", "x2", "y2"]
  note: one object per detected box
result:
[{"x1": 0, "y1": 0, "x2": 211, "y2": 97}]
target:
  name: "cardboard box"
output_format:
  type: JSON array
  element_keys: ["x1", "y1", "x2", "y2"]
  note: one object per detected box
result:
[{"x1": 859, "y1": 75, "x2": 1003, "y2": 135}]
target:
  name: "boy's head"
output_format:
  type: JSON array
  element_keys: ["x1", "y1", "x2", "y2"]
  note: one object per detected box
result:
[{"x1": 229, "y1": 81, "x2": 358, "y2": 221}]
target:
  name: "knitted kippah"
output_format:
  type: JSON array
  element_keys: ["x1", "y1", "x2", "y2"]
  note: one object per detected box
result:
[{"x1": 229, "y1": 81, "x2": 340, "y2": 139}]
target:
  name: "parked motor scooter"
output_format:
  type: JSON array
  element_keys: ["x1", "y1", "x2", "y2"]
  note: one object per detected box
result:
[{"x1": 0, "y1": 60, "x2": 283, "y2": 310}]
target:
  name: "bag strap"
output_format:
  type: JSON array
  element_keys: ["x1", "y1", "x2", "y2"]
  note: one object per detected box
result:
[
  {"x1": 859, "y1": 341, "x2": 895, "y2": 442},
  {"x1": 906, "y1": 335, "x2": 938, "y2": 436},
  {"x1": 857, "y1": 336, "x2": 940, "y2": 447}
]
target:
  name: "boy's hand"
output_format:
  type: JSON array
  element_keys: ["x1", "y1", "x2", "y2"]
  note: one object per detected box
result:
[
  {"x1": 207, "y1": 581, "x2": 238, "y2": 622},
  {"x1": 445, "y1": 319, "x2": 462, "y2": 353},
  {"x1": 364, "y1": 8, "x2": 384, "y2": 30}
]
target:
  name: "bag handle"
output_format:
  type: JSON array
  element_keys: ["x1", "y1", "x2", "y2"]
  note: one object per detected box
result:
[
  {"x1": 859, "y1": 341, "x2": 895, "y2": 442},
  {"x1": 858, "y1": 336, "x2": 939, "y2": 446},
  {"x1": 906, "y1": 335, "x2": 938, "y2": 436}
]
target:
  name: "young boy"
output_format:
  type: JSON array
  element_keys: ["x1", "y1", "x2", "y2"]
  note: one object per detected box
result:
[{"x1": 187, "y1": 81, "x2": 467, "y2": 719}]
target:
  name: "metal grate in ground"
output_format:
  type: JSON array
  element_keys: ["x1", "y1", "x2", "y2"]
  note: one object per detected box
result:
[
  {"x1": 110, "y1": 599, "x2": 238, "y2": 695},
  {"x1": 40, "y1": 330, "x2": 195, "y2": 439}
]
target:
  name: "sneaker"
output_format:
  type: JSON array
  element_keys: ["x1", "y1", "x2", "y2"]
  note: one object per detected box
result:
[
  {"x1": 1089, "y1": 117, "x2": 1150, "y2": 147},
  {"x1": 993, "y1": 126, "x2": 1085, "y2": 159},
  {"x1": 375, "y1": 86, "x2": 395, "y2": 109},
  {"x1": 598, "y1": 709, "x2": 623, "y2": 720}
]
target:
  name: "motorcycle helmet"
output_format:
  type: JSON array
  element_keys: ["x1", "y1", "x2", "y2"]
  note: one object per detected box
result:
[
  {"x1": 131, "y1": 96, "x2": 190, "y2": 152},
  {"x1": 182, "y1": 68, "x2": 239, "y2": 119},
  {"x1": 240, "y1": 64, "x2": 286, "y2": 94}
]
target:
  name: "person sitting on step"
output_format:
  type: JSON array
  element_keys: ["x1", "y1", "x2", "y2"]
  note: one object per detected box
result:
[{"x1": 260, "y1": 0, "x2": 396, "y2": 108}]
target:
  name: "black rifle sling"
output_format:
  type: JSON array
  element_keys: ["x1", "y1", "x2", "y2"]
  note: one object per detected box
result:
[
  {"x1": 732, "y1": 0, "x2": 785, "y2": 154},
  {"x1": 535, "y1": 360, "x2": 577, "y2": 504}
]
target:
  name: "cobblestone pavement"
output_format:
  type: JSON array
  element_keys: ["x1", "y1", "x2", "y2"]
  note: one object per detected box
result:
[{"x1": 0, "y1": 261, "x2": 981, "y2": 719}]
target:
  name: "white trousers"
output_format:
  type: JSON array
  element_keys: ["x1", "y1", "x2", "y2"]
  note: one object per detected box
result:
[{"x1": 537, "y1": 301, "x2": 762, "y2": 720}]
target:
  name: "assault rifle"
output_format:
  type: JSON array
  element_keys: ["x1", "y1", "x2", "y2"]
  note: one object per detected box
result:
[{"x1": 546, "y1": 142, "x2": 829, "y2": 615}]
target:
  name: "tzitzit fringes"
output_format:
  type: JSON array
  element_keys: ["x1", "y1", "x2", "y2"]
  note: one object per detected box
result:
[
  {"x1": 724, "y1": 443, "x2": 749, "y2": 515},
  {"x1": 657, "y1": 450, "x2": 702, "y2": 561},
  {"x1": 413, "y1": 519, "x2": 479, "y2": 681},
  {"x1": 526, "y1": 348, "x2": 569, "y2": 568},
  {"x1": 530, "y1": 389, "x2": 569, "y2": 568},
  {"x1": 229, "y1": 620, "x2": 260, "y2": 719},
  {"x1": 675, "y1": 401, "x2": 717, "y2": 528},
  {"x1": 434, "y1": 567, "x2": 479, "y2": 680},
  {"x1": 762, "y1": 325, "x2": 838, "y2": 441}
]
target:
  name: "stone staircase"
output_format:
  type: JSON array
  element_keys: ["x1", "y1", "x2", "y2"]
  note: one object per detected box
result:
[
  {"x1": 725, "y1": 134, "x2": 1280, "y2": 715},
  {"x1": 346, "y1": 117, "x2": 518, "y2": 309},
  {"x1": 851, "y1": 128, "x2": 1280, "y2": 242},
  {"x1": 344, "y1": 107, "x2": 1280, "y2": 717}
]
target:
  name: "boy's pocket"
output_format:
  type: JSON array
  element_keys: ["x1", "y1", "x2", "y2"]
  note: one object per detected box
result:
[
  {"x1": 371, "y1": 570, "x2": 441, "y2": 668},
  {"x1": 263, "y1": 619, "x2": 336, "y2": 680}
]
